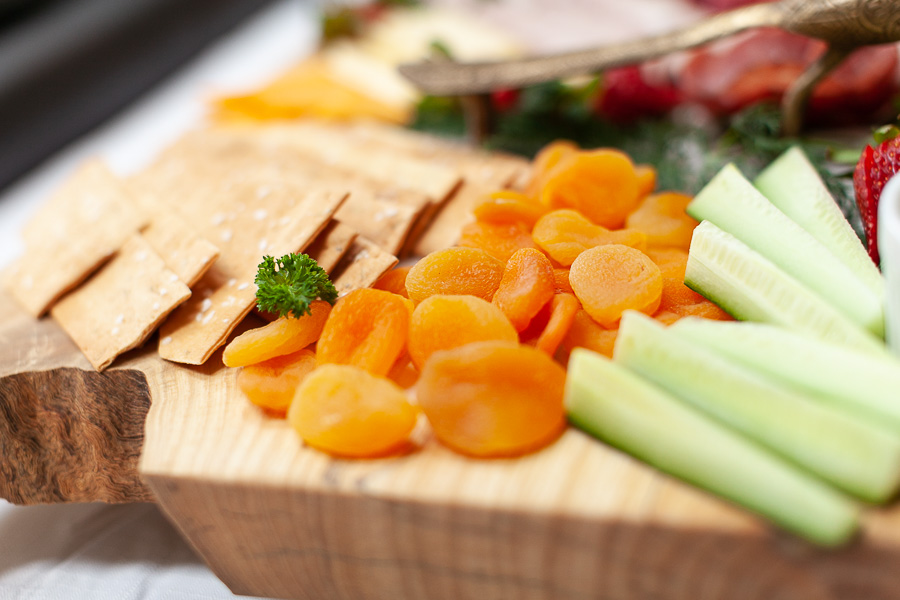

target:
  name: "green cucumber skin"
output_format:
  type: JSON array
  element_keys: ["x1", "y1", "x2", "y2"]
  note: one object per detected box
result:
[
  {"x1": 754, "y1": 147, "x2": 884, "y2": 298},
  {"x1": 685, "y1": 221, "x2": 885, "y2": 355},
  {"x1": 613, "y1": 311, "x2": 900, "y2": 503},
  {"x1": 688, "y1": 164, "x2": 883, "y2": 337},
  {"x1": 670, "y1": 318, "x2": 900, "y2": 437},
  {"x1": 565, "y1": 349, "x2": 859, "y2": 547}
]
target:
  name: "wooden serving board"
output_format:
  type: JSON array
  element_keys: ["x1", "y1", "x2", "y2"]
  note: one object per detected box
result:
[{"x1": 4, "y1": 288, "x2": 900, "y2": 600}]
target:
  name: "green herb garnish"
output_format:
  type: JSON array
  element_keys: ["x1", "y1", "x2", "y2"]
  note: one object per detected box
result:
[{"x1": 254, "y1": 253, "x2": 338, "y2": 319}]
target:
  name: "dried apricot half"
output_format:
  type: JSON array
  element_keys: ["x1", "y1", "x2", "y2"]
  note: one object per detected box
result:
[
  {"x1": 223, "y1": 300, "x2": 331, "y2": 367},
  {"x1": 569, "y1": 244, "x2": 662, "y2": 328},
  {"x1": 316, "y1": 288, "x2": 412, "y2": 376},
  {"x1": 417, "y1": 341, "x2": 567, "y2": 458},
  {"x1": 237, "y1": 349, "x2": 317, "y2": 415},
  {"x1": 408, "y1": 294, "x2": 518, "y2": 370},
  {"x1": 492, "y1": 248, "x2": 555, "y2": 331},
  {"x1": 405, "y1": 247, "x2": 505, "y2": 304},
  {"x1": 288, "y1": 364, "x2": 418, "y2": 458}
]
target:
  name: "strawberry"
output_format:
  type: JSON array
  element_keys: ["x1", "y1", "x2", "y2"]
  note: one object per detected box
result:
[
  {"x1": 853, "y1": 129, "x2": 900, "y2": 266},
  {"x1": 490, "y1": 88, "x2": 520, "y2": 113},
  {"x1": 595, "y1": 66, "x2": 681, "y2": 123}
]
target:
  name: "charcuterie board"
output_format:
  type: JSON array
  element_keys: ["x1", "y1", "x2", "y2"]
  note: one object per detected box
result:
[{"x1": 5, "y1": 283, "x2": 900, "y2": 600}]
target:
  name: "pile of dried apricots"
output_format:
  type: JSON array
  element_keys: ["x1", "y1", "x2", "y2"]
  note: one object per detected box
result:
[{"x1": 223, "y1": 140, "x2": 731, "y2": 459}]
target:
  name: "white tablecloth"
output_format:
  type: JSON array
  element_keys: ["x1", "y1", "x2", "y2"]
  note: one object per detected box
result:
[{"x1": 0, "y1": 2, "x2": 315, "y2": 597}]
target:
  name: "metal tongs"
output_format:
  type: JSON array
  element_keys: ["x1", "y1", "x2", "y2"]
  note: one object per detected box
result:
[{"x1": 399, "y1": 0, "x2": 900, "y2": 140}]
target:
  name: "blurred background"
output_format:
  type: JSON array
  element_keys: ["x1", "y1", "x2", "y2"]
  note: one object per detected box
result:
[
  {"x1": 0, "y1": 0, "x2": 278, "y2": 190},
  {"x1": 2, "y1": 0, "x2": 898, "y2": 192}
]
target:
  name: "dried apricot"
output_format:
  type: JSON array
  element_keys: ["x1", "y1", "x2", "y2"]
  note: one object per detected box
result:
[
  {"x1": 405, "y1": 247, "x2": 505, "y2": 304},
  {"x1": 635, "y1": 164, "x2": 657, "y2": 197},
  {"x1": 569, "y1": 244, "x2": 662, "y2": 328},
  {"x1": 659, "y1": 276, "x2": 705, "y2": 311},
  {"x1": 532, "y1": 209, "x2": 646, "y2": 267},
  {"x1": 387, "y1": 356, "x2": 420, "y2": 389},
  {"x1": 473, "y1": 193, "x2": 548, "y2": 228},
  {"x1": 525, "y1": 140, "x2": 579, "y2": 198},
  {"x1": 223, "y1": 300, "x2": 331, "y2": 367},
  {"x1": 288, "y1": 364, "x2": 418, "y2": 457},
  {"x1": 408, "y1": 294, "x2": 517, "y2": 369},
  {"x1": 556, "y1": 309, "x2": 619, "y2": 363},
  {"x1": 645, "y1": 247, "x2": 690, "y2": 279},
  {"x1": 653, "y1": 310, "x2": 683, "y2": 326},
  {"x1": 552, "y1": 267, "x2": 573, "y2": 294},
  {"x1": 625, "y1": 192, "x2": 698, "y2": 249},
  {"x1": 316, "y1": 288, "x2": 411, "y2": 376},
  {"x1": 540, "y1": 149, "x2": 641, "y2": 229},
  {"x1": 535, "y1": 293, "x2": 580, "y2": 356},
  {"x1": 417, "y1": 341, "x2": 566, "y2": 457},
  {"x1": 457, "y1": 220, "x2": 538, "y2": 263},
  {"x1": 237, "y1": 349, "x2": 316, "y2": 415},
  {"x1": 373, "y1": 265, "x2": 411, "y2": 298},
  {"x1": 670, "y1": 300, "x2": 734, "y2": 321},
  {"x1": 492, "y1": 248, "x2": 555, "y2": 331}
]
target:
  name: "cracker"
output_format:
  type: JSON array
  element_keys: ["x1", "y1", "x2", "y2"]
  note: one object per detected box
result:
[
  {"x1": 50, "y1": 234, "x2": 191, "y2": 371},
  {"x1": 7, "y1": 160, "x2": 148, "y2": 317},
  {"x1": 346, "y1": 120, "x2": 532, "y2": 188},
  {"x1": 158, "y1": 187, "x2": 347, "y2": 365},
  {"x1": 335, "y1": 187, "x2": 421, "y2": 255},
  {"x1": 129, "y1": 186, "x2": 220, "y2": 287},
  {"x1": 409, "y1": 181, "x2": 494, "y2": 257},
  {"x1": 134, "y1": 127, "x2": 434, "y2": 255},
  {"x1": 331, "y1": 236, "x2": 398, "y2": 297},
  {"x1": 305, "y1": 221, "x2": 358, "y2": 274},
  {"x1": 250, "y1": 122, "x2": 462, "y2": 203}
]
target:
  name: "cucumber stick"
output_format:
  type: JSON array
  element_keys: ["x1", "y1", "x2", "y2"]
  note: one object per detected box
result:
[
  {"x1": 671, "y1": 318, "x2": 900, "y2": 437},
  {"x1": 613, "y1": 311, "x2": 900, "y2": 502},
  {"x1": 565, "y1": 349, "x2": 858, "y2": 547},
  {"x1": 688, "y1": 163, "x2": 884, "y2": 337},
  {"x1": 754, "y1": 147, "x2": 884, "y2": 298},
  {"x1": 685, "y1": 220, "x2": 885, "y2": 354}
]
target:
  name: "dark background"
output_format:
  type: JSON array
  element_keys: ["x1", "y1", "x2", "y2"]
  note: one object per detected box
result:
[{"x1": 0, "y1": 0, "x2": 275, "y2": 191}]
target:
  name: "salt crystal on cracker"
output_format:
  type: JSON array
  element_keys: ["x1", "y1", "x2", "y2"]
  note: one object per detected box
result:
[
  {"x1": 8, "y1": 160, "x2": 148, "y2": 317},
  {"x1": 50, "y1": 234, "x2": 191, "y2": 371}
]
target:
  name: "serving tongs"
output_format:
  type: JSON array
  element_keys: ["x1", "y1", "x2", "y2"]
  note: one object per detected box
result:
[{"x1": 399, "y1": 0, "x2": 900, "y2": 140}]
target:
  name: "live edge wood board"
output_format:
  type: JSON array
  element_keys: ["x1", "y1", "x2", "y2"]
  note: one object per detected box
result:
[{"x1": 4, "y1": 287, "x2": 900, "y2": 600}]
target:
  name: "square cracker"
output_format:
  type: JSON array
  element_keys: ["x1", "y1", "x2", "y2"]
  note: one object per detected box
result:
[
  {"x1": 248, "y1": 123, "x2": 462, "y2": 204},
  {"x1": 50, "y1": 234, "x2": 191, "y2": 371},
  {"x1": 411, "y1": 181, "x2": 494, "y2": 256},
  {"x1": 346, "y1": 120, "x2": 532, "y2": 188},
  {"x1": 134, "y1": 128, "x2": 432, "y2": 256},
  {"x1": 158, "y1": 188, "x2": 347, "y2": 365},
  {"x1": 7, "y1": 160, "x2": 148, "y2": 317},
  {"x1": 335, "y1": 187, "x2": 420, "y2": 256},
  {"x1": 331, "y1": 236, "x2": 398, "y2": 297},
  {"x1": 305, "y1": 221, "x2": 358, "y2": 274},
  {"x1": 128, "y1": 186, "x2": 220, "y2": 287}
]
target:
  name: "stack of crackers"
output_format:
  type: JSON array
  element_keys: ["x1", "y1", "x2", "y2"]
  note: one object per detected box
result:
[{"x1": 5, "y1": 120, "x2": 530, "y2": 371}]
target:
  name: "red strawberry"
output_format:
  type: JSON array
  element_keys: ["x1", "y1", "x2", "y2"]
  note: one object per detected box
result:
[
  {"x1": 853, "y1": 132, "x2": 900, "y2": 266},
  {"x1": 596, "y1": 65, "x2": 681, "y2": 123},
  {"x1": 490, "y1": 88, "x2": 520, "y2": 113}
]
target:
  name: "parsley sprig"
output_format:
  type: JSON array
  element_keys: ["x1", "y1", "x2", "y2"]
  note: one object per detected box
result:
[{"x1": 254, "y1": 253, "x2": 338, "y2": 319}]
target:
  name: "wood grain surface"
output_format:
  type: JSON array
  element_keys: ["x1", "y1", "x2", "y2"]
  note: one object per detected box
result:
[{"x1": 4, "y1": 288, "x2": 900, "y2": 599}]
